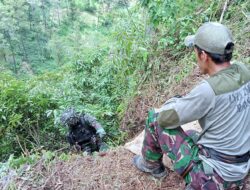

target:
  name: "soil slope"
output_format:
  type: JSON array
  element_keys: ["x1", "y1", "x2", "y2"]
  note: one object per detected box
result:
[
  {"x1": 5, "y1": 147, "x2": 249, "y2": 190},
  {"x1": 8, "y1": 147, "x2": 185, "y2": 190}
]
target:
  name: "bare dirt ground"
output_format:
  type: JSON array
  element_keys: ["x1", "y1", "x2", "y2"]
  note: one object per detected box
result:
[
  {"x1": 5, "y1": 146, "x2": 250, "y2": 190},
  {"x1": 7, "y1": 147, "x2": 185, "y2": 190}
]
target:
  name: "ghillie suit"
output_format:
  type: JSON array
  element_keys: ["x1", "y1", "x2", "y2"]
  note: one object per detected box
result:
[{"x1": 60, "y1": 108, "x2": 107, "y2": 154}]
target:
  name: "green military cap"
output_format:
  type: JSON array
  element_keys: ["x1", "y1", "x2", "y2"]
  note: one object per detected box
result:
[{"x1": 184, "y1": 22, "x2": 234, "y2": 55}]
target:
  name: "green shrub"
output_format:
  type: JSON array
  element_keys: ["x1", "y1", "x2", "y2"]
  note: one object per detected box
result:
[{"x1": 0, "y1": 73, "x2": 61, "y2": 161}]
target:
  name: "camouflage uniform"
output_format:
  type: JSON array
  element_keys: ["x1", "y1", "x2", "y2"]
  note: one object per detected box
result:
[
  {"x1": 142, "y1": 110, "x2": 246, "y2": 190},
  {"x1": 60, "y1": 109, "x2": 106, "y2": 153}
]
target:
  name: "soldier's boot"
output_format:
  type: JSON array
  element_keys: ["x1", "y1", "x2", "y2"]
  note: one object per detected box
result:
[{"x1": 133, "y1": 155, "x2": 168, "y2": 178}]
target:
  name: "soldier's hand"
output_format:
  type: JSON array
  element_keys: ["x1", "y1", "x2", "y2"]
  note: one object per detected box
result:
[
  {"x1": 72, "y1": 144, "x2": 81, "y2": 152},
  {"x1": 96, "y1": 128, "x2": 106, "y2": 138}
]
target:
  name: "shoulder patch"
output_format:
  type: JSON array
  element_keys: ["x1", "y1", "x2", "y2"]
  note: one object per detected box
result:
[
  {"x1": 206, "y1": 63, "x2": 250, "y2": 95},
  {"x1": 157, "y1": 109, "x2": 180, "y2": 128}
]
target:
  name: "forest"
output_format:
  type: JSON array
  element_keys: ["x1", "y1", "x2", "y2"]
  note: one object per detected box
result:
[{"x1": 0, "y1": 0, "x2": 249, "y2": 188}]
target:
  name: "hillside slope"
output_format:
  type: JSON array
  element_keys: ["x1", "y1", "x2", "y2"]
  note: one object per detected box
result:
[
  {"x1": 2, "y1": 146, "x2": 250, "y2": 190},
  {"x1": 6, "y1": 147, "x2": 184, "y2": 190},
  {"x1": 1, "y1": 68, "x2": 250, "y2": 190}
]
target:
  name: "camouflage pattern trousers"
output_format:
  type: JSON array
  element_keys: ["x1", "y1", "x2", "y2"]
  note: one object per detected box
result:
[{"x1": 142, "y1": 110, "x2": 246, "y2": 190}]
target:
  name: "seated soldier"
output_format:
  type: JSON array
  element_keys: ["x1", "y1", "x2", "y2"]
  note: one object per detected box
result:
[
  {"x1": 132, "y1": 22, "x2": 250, "y2": 189},
  {"x1": 60, "y1": 108, "x2": 107, "y2": 154}
]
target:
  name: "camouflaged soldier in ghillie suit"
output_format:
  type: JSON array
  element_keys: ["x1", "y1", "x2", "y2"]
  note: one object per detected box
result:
[
  {"x1": 60, "y1": 108, "x2": 106, "y2": 154},
  {"x1": 133, "y1": 22, "x2": 250, "y2": 190}
]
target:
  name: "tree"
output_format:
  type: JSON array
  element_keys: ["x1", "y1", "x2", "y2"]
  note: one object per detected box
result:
[{"x1": 0, "y1": 0, "x2": 56, "y2": 74}]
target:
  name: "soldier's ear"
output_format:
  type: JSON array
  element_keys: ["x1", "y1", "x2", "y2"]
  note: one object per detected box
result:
[{"x1": 200, "y1": 50, "x2": 206, "y2": 59}]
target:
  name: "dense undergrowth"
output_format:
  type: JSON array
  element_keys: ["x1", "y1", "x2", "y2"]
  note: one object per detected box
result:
[{"x1": 0, "y1": 0, "x2": 249, "y2": 179}]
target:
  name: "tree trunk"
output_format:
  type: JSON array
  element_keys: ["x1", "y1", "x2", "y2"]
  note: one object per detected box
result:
[
  {"x1": 68, "y1": 0, "x2": 76, "y2": 21},
  {"x1": 0, "y1": 50, "x2": 7, "y2": 63},
  {"x1": 3, "y1": 52, "x2": 7, "y2": 62},
  {"x1": 41, "y1": 0, "x2": 47, "y2": 30},
  {"x1": 36, "y1": 32, "x2": 44, "y2": 63},
  {"x1": 28, "y1": 4, "x2": 33, "y2": 30},
  {"x1": 20, "y1": 36, "x2": 29, "y2": 63},
  {"x1": 57, "y1": 0, "x2": 61, "y2": 25},
  {"x1": 4, "y1": 30, "x2": 17, "y2": 74}
]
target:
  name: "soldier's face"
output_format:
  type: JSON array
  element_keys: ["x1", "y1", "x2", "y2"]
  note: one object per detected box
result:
[
  {"x1": 194, "y1": 48, "x2": 209, "y2": 75},
  {"x1": 67, "y1": 117, "x2": 80, "y2": 127}
]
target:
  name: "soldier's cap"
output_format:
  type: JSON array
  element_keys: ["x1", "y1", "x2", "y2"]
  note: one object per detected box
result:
[{"x1": 184, "y1": 22, "x2": 234, "y2": 55}]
